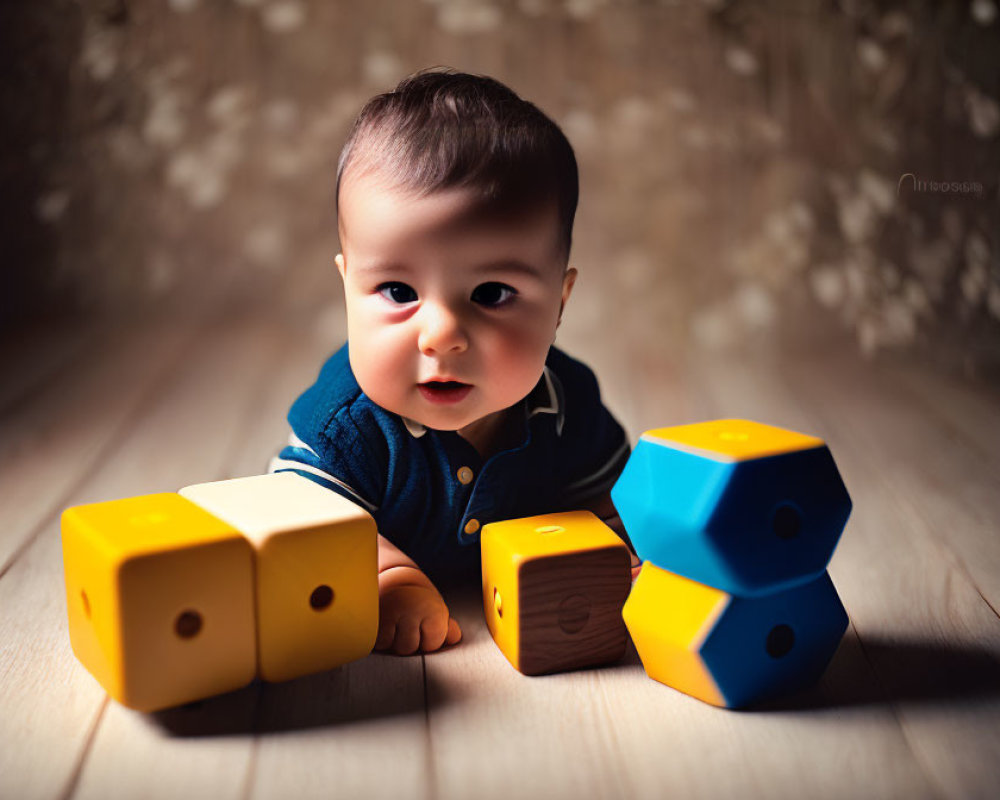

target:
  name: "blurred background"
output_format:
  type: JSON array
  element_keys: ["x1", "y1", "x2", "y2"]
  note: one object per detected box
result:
[{"x1": 2, "y1": 0, "x2": 998, "y2": 379}]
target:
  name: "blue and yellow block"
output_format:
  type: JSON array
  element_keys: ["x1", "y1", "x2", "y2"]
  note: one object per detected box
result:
[
  {"x1": 612, "y1": 419, "x2": 852, "y2": 597},
  {"x1": 623, "y1": 563, "x2": 848, "y2": 708},
  {"x1": 613, "y1": 419, "x2": 851, "y2": 708}
]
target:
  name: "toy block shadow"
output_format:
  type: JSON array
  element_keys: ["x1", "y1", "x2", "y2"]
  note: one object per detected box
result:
[
  {"x1": 753, "y1": 634, "x2": 1000, "y2": 712},
  {"x1": 151, "y1": 655, "x2": 449, "y2": 736}
]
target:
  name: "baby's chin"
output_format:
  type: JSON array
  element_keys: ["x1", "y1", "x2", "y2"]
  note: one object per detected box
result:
[
  {"x1": 404, "y1": 404, "x2": 490, "y2": 433},
  {"x1": 359, "y1": 386, "x2": 485, "y2": 432}
]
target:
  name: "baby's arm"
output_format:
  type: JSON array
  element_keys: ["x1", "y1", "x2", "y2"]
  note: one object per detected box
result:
[
  {"x1": 375, "y1": 534, "x2": 462, "y2": 655},
  {"x1": 580, "y1": 491, "x2": 641, "y2": 580}
]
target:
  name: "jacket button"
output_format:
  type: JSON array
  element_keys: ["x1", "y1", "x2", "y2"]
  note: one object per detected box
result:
[
  {"x1": 457, "y1": 466, "x2": 474, "y2": 485},
  {"x1": 464, "y1": 518, "x2": 480, "y2": 535}
]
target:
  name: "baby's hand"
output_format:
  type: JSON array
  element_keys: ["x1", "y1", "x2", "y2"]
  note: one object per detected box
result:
[{"x1": 375, "y1": 570, "x2": 462, "y2": 655}]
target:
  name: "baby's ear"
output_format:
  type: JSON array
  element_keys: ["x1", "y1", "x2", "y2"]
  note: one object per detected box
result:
[
  {"x1": 558, "y1": 267, "x2": 578, "y2": 325},
  {"x1": 335, "y1": 253, "x2": 346, "y2": 280}
]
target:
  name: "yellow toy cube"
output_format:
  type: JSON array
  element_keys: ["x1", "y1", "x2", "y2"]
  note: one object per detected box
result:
[
  {"x1": 61, "y1": 493, "x2": 257, "y2": 712},
  {"x1": 481, "y1": 510, "x2": 631, "y2": 675},
  {"x1": 180, "y1": 472, "x2": 378, "y2": 682}
]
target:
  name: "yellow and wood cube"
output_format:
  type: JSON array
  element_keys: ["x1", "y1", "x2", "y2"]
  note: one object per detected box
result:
[
  {"x1": 180, "y1": 472, "x2": 378, "y2": 683},
  {"x1": 61, "y1": 493, "x2": 257, "y2": 712},
  {"x1": 481, "y1": 511, "x2": 631, "y2": 675}
]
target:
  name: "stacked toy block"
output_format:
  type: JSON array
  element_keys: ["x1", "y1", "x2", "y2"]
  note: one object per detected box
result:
[
  {"x1": 61, "y1": 472, "x2": 378, "y2": 712},
  {"x1": 611, "y1": 419, "x2": 852, "y2": 708}
]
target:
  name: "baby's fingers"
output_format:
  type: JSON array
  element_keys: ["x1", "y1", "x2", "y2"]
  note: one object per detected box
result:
[
  {"x1": 445, "y1": 617, "x2": 462, "y2": 646},
  {"x1": 374, "y1": 617, "x2": 398, "y2": 651},
  {"x1": 392, "y1": 616, "x2": 422, "y2": 656},
  {"x1": 418, "y1": 615, "x2": 462, "y2": 652},
  {"x1": 419, "y1": 614, "x2": 450, "y2": 653}
]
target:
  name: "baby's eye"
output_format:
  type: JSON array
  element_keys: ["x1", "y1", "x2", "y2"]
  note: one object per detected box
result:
[
  {"x1": 377, "y1": 282, "x2": 418, "y2": 304},
  {"x1": 471, "y1": 282, "x2": 517, "y2": 308}
]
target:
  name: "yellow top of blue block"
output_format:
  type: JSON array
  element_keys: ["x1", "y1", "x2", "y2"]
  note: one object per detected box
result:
[{"x1": 643, "y1": 419, "x2": 825, "y2": 462}]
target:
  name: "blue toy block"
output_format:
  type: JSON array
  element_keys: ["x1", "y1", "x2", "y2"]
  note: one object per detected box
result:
[{"x1": 610, "y1": 420, "x2": 852, "y2": 596}]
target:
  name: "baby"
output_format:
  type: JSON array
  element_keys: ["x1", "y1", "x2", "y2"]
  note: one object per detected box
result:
[{"x1": 270, "y1": 68, "x2": 634, "y2": 656}]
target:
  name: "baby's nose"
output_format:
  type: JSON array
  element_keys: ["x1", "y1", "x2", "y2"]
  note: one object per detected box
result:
[{"x1": 417, "y1": 304, "x2": 469, "y2": 355}]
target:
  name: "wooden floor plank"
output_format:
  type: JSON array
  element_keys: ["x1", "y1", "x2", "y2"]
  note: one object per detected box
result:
[
  {"x1": 424, "y1": 587, "x2": 634, "y2": 800},
  {"x1": 0, "y1": 318, "x2": 211, "y2": 800},
  {"x1": 247, "y1": 654, "x2": 430, "y2": 800},
  {"x1": 0, "y1": 320, "x2": 99, "y2": 417},
  {"x1": 790, "y1": 351, "x2": 1000, "y2": 615},
  {"x1": 882, "y1": 357, "x2": 1000, "y2": 466},
  {"x1": 692, "y1": 350, "x2": 1000, "y2": 799},
  {"x1": 0, "y1": 316, "x2": 277, "y2": 800},
  {"x1": 0, "y1": 520, "x2": 113, "y2": 800},
  {"x1": 606, "y1": 641, "x2": 933, "y2": 800},
  {"x1": 0, "y1": 318, "x2": 200, "y2": 574},
  {"x1": 219, "y1": 314, "x2": 344, "y2": 481},
  {"x1": 781, "y1": 355, "x2": 1000, "y2": 800}
]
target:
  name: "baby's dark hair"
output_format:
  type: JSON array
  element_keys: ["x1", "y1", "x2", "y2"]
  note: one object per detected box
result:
[{"x1": 337, "y1": 68, "x2": 579, "y2": 258}]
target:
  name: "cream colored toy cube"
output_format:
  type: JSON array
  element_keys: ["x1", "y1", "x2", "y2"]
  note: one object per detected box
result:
[{"x1": 180, "y1": 472, "x2": 378, "y2": 682}]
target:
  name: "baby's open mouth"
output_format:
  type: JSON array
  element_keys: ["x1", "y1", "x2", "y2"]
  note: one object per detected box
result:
[{"x1": 418, "y1": 381, "x2": 472, "y2": 404}]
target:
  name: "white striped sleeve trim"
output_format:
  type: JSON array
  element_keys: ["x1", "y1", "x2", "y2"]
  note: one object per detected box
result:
[
  {"x1": 563, "y1": 439, "x2": 631, "y2": 497},
  {"x1": 287, "y1": 431, "x2": 319, "y2": 457},
  {"x1": 267, "y1": 456, "x2": 379, "y2": 514}
]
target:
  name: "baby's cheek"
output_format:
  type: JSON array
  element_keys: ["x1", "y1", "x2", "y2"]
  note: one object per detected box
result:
[
  {"x1": 350, "y1": 331, "x2": 411, "y2": 399},
  {"x1": 490, "y1": 326, "x2": 551, "y2": 394},
  {"x1": 504, "y1": 312, "x2": 555, "y2": 355}
]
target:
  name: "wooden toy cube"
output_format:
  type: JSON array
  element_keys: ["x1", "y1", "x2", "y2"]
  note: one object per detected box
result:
[
  {"x1": 481, "y1": 511, "x2": 631, "y2": 675},
  {"x1": 611, "y1": 419, "x2": 852, "y2": 596},
  {"x1": 180, "y1": 472, "x2": 378, "y2": 682},
  {"x1": 61, "y1": 493, "x2": 257, "y2": 712},
  {"x1": 623, "y1": 562, "x2": 848, "y2": 708}
]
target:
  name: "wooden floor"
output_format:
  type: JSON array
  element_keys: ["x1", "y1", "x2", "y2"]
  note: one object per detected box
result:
[{"x1": 2, "y1": 296, "x2": 1000, "y2": 800}]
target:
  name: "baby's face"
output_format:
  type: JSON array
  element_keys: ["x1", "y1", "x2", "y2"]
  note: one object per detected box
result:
[{"x1": 336, "y1": 172, "x2": 576, "y2": 433}]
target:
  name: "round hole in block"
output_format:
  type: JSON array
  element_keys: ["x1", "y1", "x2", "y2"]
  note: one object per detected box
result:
[
  {"x1": 81, "y1": 590, "x2": 91, "y2": 619},
  {"x1": 175, "y1": 610, "x2": 203, "y2": 639},
  {"x1": 558, "y1": 594, "x2": 591, "y2": 635},
  {"x1": 536, "y1": 525, "x2": 565, "y2": 535},
  {"x1": 310, "y1": 584, "x2": 334, "y2": 611},
  {"x1": 772, "y1": 503, "x2": 802, "y2": 540},
  {"x1": 493, "y1": 587, "x2": 503, "y2": 618},
  {"x1": 766, "y1": 624, "x2": 795, "y2": 658}
]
